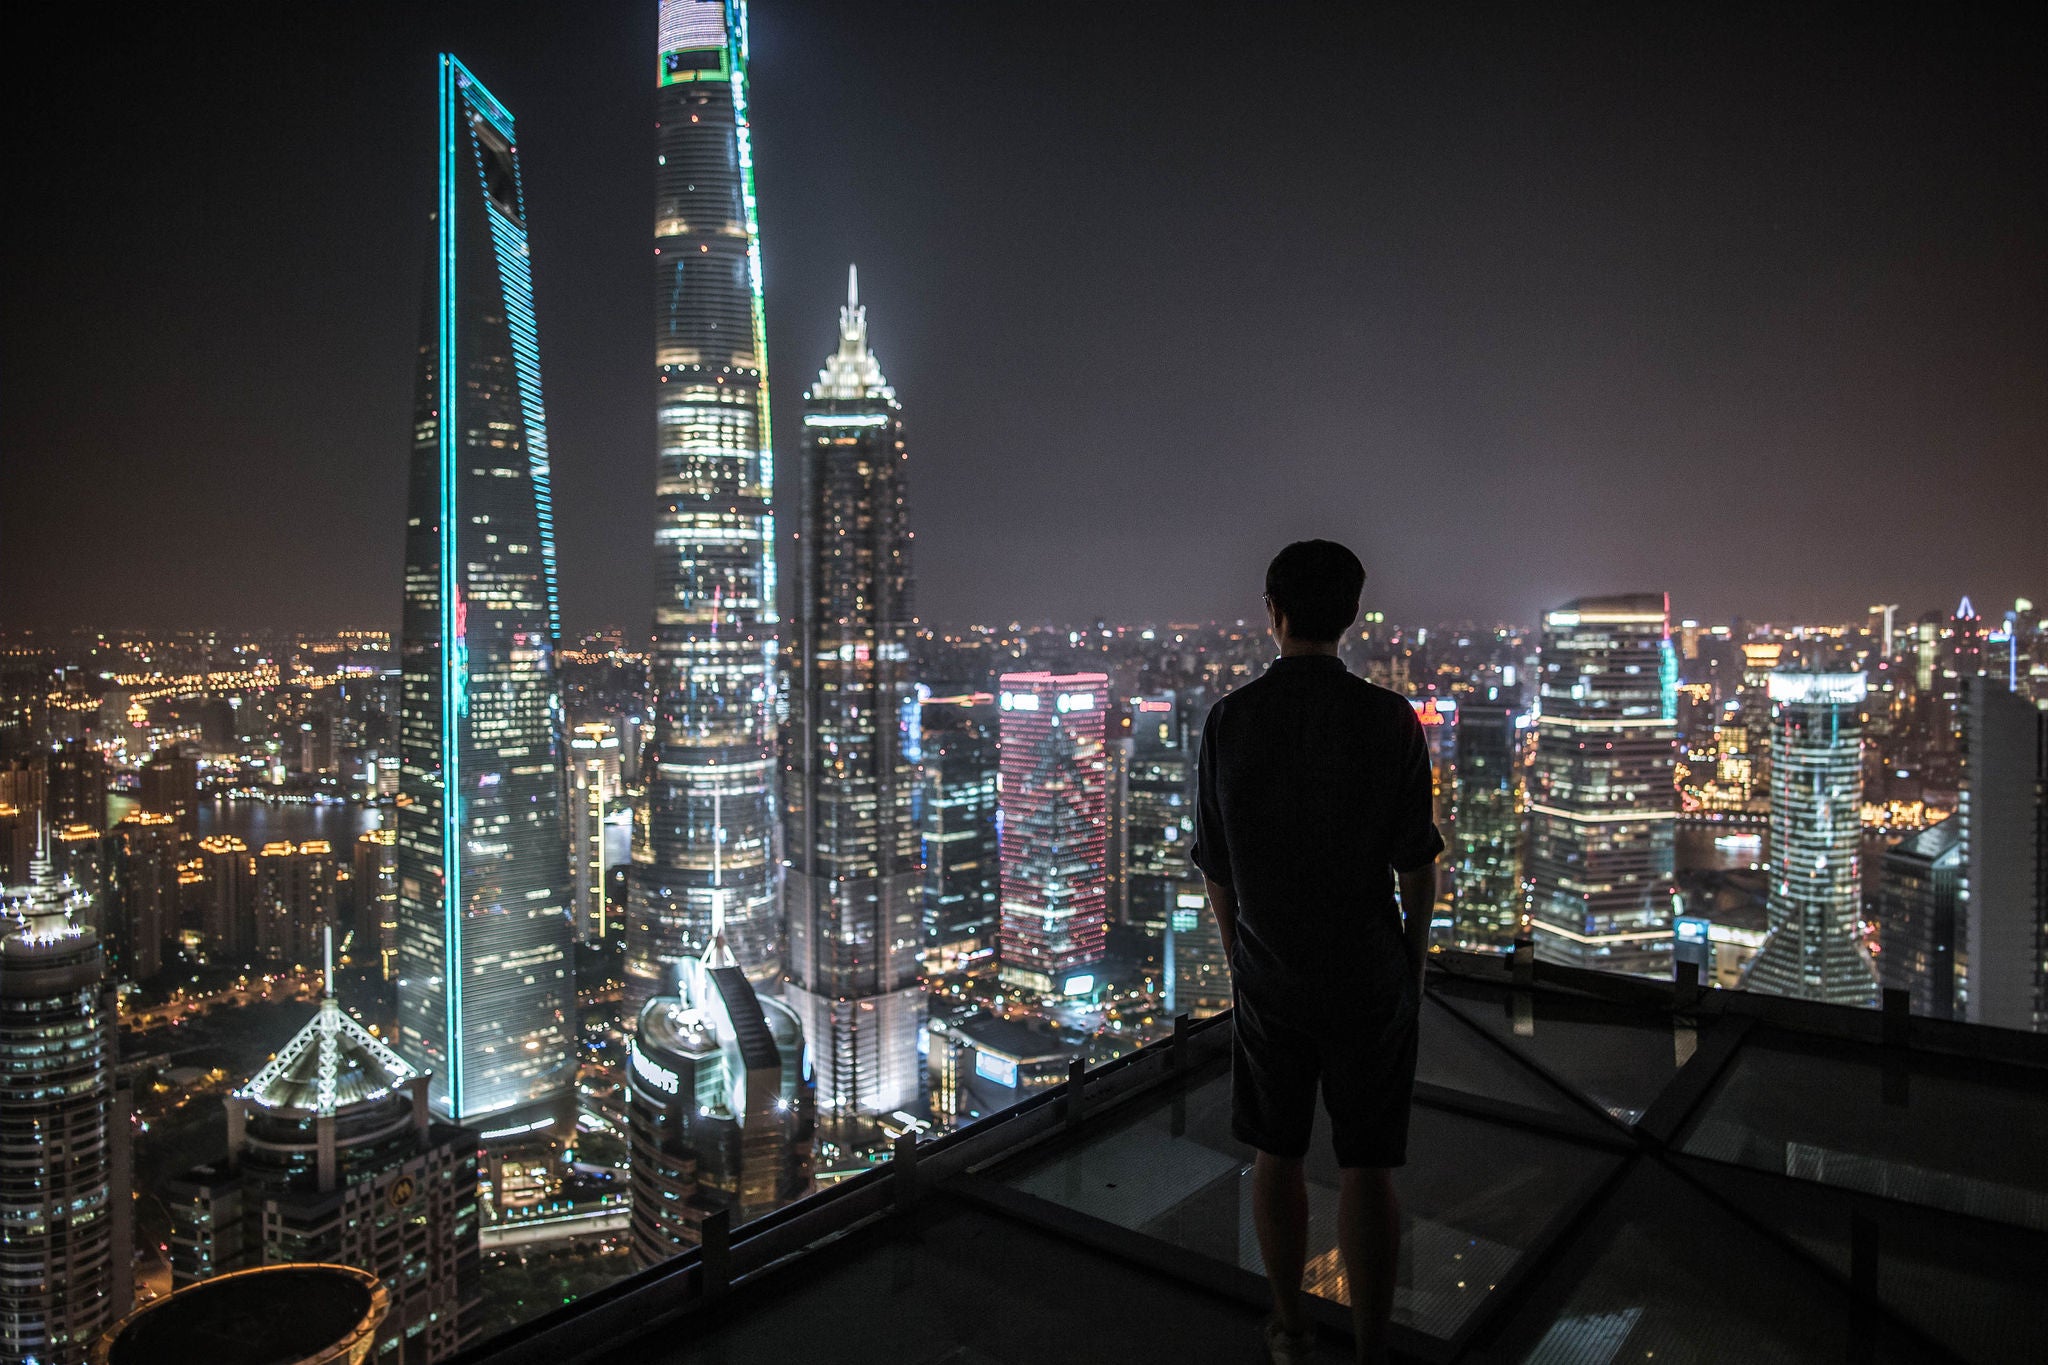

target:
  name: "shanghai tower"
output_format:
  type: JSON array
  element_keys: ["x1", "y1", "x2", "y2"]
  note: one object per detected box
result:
[
  {"x1": 396, "y1": 55, "x2": 576, "y2": 1132},
  {"x1": 784, "y1": 270, "x2": 926, "y2": 1118},
  {"x1": 627, "y1": 0, "x2": 783, "y2": 1010}
]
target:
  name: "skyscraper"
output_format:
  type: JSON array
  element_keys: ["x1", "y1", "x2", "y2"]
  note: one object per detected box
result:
[
  {"x1": 1124, "y1": 692, "x2": 1196, "y2": 948},
  {"x1": 1955, "y1": 676, "x2": 2048, "y2": 1030},
  {"x1": 627, "y1": 942, "x2": 814, "y2": 1266},
  {"x1": 998, "y1": 673, "x2": 1110, "y2": 996},
  {"x1": 1451, "y1": 696, "x2": 1525, "y2": 951},
  {"x1": 165, "y1": 958, "x2": 482, "y2": 1364},
  {"x1": 105, "y1": 810, "x2": 178, "y2": 982},
  {"x1": 0, "y1": 843, "x2": 129, "y2": 1365},
  {"x1": 1747, "y1": 674, "x2": 1876, "y2": 1006},
  {"x1": 1528, "y1": 594, "x2": 1679, "y2": 977},
  {"x1": 395, "y1": 55, "x2": 575, "y2": 1132},
  {"x1": 783, "y1": 271, "x2": 924, "y2": 1119},
  {"x1": 921, "y1": 694, "x2": 1000, "y2": 980},
  {"x1": 629, "y1": 0, "x2": 782, "y2": 1009},
  {"x1": 1873, "y1": 819, "x2": 1961, "y2": 1020}
]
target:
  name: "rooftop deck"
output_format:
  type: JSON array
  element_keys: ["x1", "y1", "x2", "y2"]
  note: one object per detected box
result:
[{"x1": 454, "y1": 952, "x2": 2045, "y2": 1365}]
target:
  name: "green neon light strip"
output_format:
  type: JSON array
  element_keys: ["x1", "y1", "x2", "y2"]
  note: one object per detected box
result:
[{"x1": 729, "y1": 0, "x2": 777, "y2": 623}]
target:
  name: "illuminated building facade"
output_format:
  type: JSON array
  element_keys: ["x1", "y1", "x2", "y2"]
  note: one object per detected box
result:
[
  {"x1": 198, "y1": 834, "x2": 255, "y2": 956},
  {"x1": 395, "y1": 56, "x2": 576, "y2": 1133},
  {"x1": 0, "y1": 847, "x2": 129, "y2": 1365},
  {"x1": 997, "y1": 673, "x2": 1109, "y2": 995},
  {"x1": 1451, "y1": 696, "x2": 1525, "y2": 951},
  {"x1": 1413, "y1": 696, "x2": 1459, "y2": 919},
  {"x1": 568, "y1": 722, "x2": 623, "y2": 943},
  {"x1": 629, "y1": 0, "x2": 782, "y2": 1009},
  {"x1": 351, "y1": 830, "x2": 398, "y2": 980},
  {"x1": 1955, "y1": 677, "x2": 2048, "y2": 1030},
  {"x1": 1874, "y1": 819, "x2": 1960, "y2": 1020},
  {"x1": 1747, "y1": 674, "x2": 1875, "y2": 1005},
  {"x1": 254, "y1": 840, "x2": 337, "y2": 967},
  {"x1": 138, "y1": 744, "x2": 199, "y2": 851},
  {"x1": 166, "y1": 969, "x2": 481, "y2": 1363},
  {"x1": 106, "y1": 809, "x2": 178, "y2": 981},
  {"x1": 1125, "y1": 691, "x2": 1196, "y2": 947},
  {"x1": 627, "y1": 942, "x2": 814, "y2": 1266},
  {"x1": 783, "y1": 271, "x2": 924, "y2": 1118},
  {"x1": 921, "y1": 694, "x2": 999, "y2": 979},
  {"x1": 1165, "y1": 880, "x2": 1229, "y2": 1019},
  {"x1": 1528, "y1": 595, "x2": 1679, "y2": 977}
]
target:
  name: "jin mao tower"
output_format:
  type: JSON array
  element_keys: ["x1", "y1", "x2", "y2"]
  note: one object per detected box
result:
[{"x1": 783, "y1": 270, "x2": 925, "y2": 1118}]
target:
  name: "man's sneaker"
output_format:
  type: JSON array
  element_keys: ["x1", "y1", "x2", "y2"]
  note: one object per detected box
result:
[{"x1": 1263, "y1": 1316, "x2": 1316, "y2": 1365}]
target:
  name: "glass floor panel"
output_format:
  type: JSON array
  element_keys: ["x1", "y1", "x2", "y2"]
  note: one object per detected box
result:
[
  {"x1": 998, "y1": 1066, "x2": 1616, "y2": 1344},
  {"x1": 1493, "y1": 1159, "x2": 1947, "y2": 1365},
  {"x1": 1415, "y1": 994, "x2": 1593, "y2": 1121},
  {"x1": 1673, "y1": 1153, "x2": 2047, "y2": 1365},
  {"x1": 1677, "y1": 1026, "x2": 2048, "y2": 1230},
  {"x1": 1427, "y1": 978, "x2": 1708, "y2": 1124}
]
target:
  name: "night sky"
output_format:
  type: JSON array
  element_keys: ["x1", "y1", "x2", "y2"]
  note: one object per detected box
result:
[{"x1": 5, "y1": 2, "x2": 2044, "y2": 636}]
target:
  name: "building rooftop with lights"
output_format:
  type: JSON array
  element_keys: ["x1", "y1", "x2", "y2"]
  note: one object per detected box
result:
[{"x1": 165, "y1": 954, "x2": 481, "y2": 1363}]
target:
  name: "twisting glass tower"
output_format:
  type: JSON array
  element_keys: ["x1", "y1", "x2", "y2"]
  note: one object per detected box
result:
[
  {"x1": 1747, "y1": 674, "x2": 1876, "y2": 1005},
  {"x1": 396, "y1": 56, "x2": 575, "y2": 1132},
  {"x1": 784, "y1": 269, "x2": 925, "y2": 1118},
  {"x1": 629, "y1": 0, "x2": 782, "y2": 1008}
]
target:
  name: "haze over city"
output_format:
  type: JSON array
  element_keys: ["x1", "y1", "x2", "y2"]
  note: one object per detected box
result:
[{"x1": 6, "y1": 1, "x2": 2043, "y2": 634}]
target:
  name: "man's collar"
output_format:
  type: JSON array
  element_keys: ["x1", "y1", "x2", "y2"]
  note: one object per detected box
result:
[{"x1": 1268, "y1": 653, "x2": 1347, "y2": 672}]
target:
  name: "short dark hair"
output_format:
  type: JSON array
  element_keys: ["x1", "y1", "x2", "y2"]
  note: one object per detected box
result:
[{"x1": 1264, "y1": 540, "x2": 1365, "y2": 642}]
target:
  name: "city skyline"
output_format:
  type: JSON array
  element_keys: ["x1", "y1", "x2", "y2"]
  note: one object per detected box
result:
[{"x1": 7, "y1": 3, "x2": 2046, "y2": 636}]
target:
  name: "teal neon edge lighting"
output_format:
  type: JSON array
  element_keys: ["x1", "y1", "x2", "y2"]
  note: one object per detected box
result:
[{"x1": 438, "y1": 53, "x2": 465, "y2": 1117}]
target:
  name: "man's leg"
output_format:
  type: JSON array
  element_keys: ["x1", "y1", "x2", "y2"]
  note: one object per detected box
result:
[
  {"x1": 1337, "y1": 1166, "x2": 1400, "y2": 1365},
  {"x1": 1251, "y1": 1149, "x2": 1310, "y2": 1335}
]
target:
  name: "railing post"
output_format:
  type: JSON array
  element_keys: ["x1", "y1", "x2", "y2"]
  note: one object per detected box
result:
[
  {"x1": 1066, "y1": 1055, "x2": 1087, "y2": 1129},
  {"x1": 1510, "y1": 936, "x2": 1534, "y2": 988},
  {"x1": 699, "y1": 1207, "x2": 731, "y2": 1302},
  {"x1": 1674, "y1": 959, "x2": 1701, "y2": 1009},
  {"x1": 892, "y1": 1129, "x2": 919, "y2": 1211},
  {"x1": 1169, "y1": 1012, "x2": 1190, "y2": 1071},
  {"x1": 1880, "y1": 988, "x2": 1909, "y2": 1049}
]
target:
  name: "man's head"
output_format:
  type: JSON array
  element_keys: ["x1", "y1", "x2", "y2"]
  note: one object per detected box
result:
[{"x1": 1264, "y1": 539, "x2": 1365, "y2": 647}]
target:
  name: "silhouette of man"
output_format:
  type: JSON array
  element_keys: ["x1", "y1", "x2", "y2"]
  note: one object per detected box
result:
[{"x1": 1190, "y1": 539, "x2": 1442, "y2": 1365}]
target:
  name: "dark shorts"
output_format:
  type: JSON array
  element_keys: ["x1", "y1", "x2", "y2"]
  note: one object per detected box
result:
[{"x1": 1231, "y1": 983, "x2": 1419, "y2": 1168}]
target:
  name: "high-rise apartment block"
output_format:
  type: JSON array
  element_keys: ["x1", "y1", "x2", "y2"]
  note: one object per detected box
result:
[
  {"x1": 1747, "y1": 674, "x2": 1876, "y2": 1005},
  {"x1": 921, "y1": 694, "x2": 999, "y2": 979},
  {"x1": 1528, "y1": 595, "x2": 1679, "y2": 977},
  {"x1": 197, "y1": 834, "x2": 255, "y2": 957},
  {"x1": 0, "y1": 848, "x2": 130, "y2": 1365},
  {"x1": 1874, "y1": 819, "x2": 1961, "y2": 1020},
  {"x1": 253, "y1": 840, "x2": 337, "y2": 967},
  {"x1": 1955, "y1": 677, "x2": 2047, "y2": 1030},
  {"x1": 166, "y1": 973, "x2": 482, "y2": 1362},
  {"x1": 138, "y1": 743, "x2": 200, "y2": 851},
  {"x1": 629, "y1": 0, "x2": 783, "y2": 1006},
  {"x1": 627, "y1": 944, "x2": 814, "y2": 1267},
  {"x1": 395, "y1": 55, "x2": 576, "y2": 1132},
  {"x1": 997, "y1": 673, "x2": 1110, "y2": 995},
  {"x1": 1451, "y1": 696, "x2": 1525, "y2": 951},
  {"x1": 106, "y1": 810, "x2": 178, "y2": 982},
  {"x1": 783, "y1": 271, "x2": 924, "y2": 1119}
]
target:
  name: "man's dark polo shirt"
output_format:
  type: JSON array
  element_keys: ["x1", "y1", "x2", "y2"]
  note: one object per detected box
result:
[{"x1": 1189, "y1": 654, "x2": 1444, "y2": 1007}]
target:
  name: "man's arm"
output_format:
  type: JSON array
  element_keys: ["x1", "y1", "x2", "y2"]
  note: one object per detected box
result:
[
  {"x1": 1204, "y1": 877, "x2": 1239, "y2": 962},
  {"x1": 1397, "y1": 865, "x2": 1434, "y2": 986}
]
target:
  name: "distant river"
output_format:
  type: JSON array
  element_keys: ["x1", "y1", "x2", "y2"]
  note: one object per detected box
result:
[{"x1": 109, "y1": 794, "x2": 387, "y2": 847}]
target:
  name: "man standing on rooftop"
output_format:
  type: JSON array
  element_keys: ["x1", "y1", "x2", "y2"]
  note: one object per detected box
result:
[{"x1": 1191, "y1": 539, "x2": 1443, "y2": 1365}]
